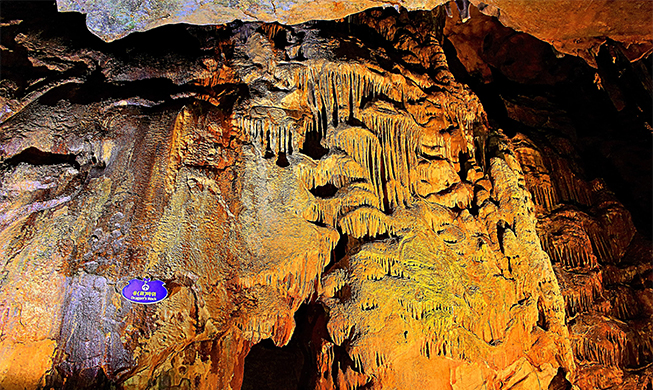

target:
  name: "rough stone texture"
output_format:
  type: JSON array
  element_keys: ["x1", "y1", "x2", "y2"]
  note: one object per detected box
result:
[
  {"x1": 515, "y1": 133, "x2": 653, "y2": 390},
  {"x1": 444, "y1": 4, "x2": 580, "y2": 85},
  {"x1": 56, "y1": 0, "x2": 653, "y2": 69},
  {"x1": 0, "y1": 2, "x2": 651, "y2": 390},
  {"x1": 55, "y1": 0, "x2": 450, "y2": 42},
  {"x1": 442, "y1": 5, "x2": 653, "y2": 389},
  {"x1": 468, "y1": 0, "x2": 653, "y2": 67}
]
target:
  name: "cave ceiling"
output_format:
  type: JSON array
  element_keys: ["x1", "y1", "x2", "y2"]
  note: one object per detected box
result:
[
  {"x1": 56, "y1": 0, "x2": 653, "y2": 67},
  {"x1": 0, "y1": 1, "x2": 651, "y2": 390}
]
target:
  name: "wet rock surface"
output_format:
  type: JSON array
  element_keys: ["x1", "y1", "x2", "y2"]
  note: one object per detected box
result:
[{"x1": 0, "y1": 2, "x2": 651, "y2": 390}]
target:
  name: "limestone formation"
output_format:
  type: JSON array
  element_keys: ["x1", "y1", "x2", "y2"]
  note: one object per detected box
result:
[
  {"x1": 57, "y1": 0, "x2": 653, "y2": 69},
  {"x1": 0, "y1": 2, "x2": 651, "y2": 390}
]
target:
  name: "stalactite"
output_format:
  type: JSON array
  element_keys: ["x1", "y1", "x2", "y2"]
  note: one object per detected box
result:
[
  {"x1": 328, "y1": 127, "x2": 384, "y2": 203},
  {"x1": 338, "y1": 207, "x2": 391, "y2": 239},
  {"x1": 299, "y1": 153, "x2": 369, "y2": 190},
  {"x1": 529, "y1": 180, "x2": 559, "y2": 211},
  {"x1": 359, "y1": 103, "x2": 420, "y2": 209},
  {"x1": 585, "y1": 220, "x2": 617, "y2": 264},
  {"x1": 607, "y1": 286, "x2": 639, "y2": 320},
  {"x1": 236, "y1": 58, "x2": 486, "y2": 217},
  {"x1": 573, "y1": 320, "x2": 627, "y2": 367},
  {"x1": 551, "y1": 159, "x2": 592, "y2": 207},
  {"x1": 557, "y1": 268, "x2": 604, "y2": 318}
]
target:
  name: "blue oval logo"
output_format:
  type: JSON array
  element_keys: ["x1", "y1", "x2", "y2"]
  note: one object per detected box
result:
[{"x1": 121, "y1": 278, "x2": 168, "y2": 304}]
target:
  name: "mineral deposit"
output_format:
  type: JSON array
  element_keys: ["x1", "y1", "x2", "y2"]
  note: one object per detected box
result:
[{"x1": 0, "y1": 2, "x2": 651, "y2": 390}]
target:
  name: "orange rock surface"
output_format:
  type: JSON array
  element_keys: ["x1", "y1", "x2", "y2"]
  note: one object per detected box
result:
[
  {"x1": 0, "y1": 3, "x2": 650, "y2": 390},
  {"x1": 469, "y1": 0, "x2": 653, "y2": 66},
  {"x1": 57, "y1": 0, "x2": 653, "y2": 69}
]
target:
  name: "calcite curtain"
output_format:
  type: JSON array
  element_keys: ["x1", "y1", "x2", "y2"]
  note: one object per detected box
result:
[{"x1": 0, "y1": 2, "x2": 651, "y2": 390}]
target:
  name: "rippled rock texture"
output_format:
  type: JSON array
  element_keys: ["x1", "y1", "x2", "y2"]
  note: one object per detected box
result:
[
  {"x1": 56, "y1": 0, "x2": 653, "y2": 69},
  {"x1": 0, "y1": 2, "x2": 651, "y2": 390},
  {"x1": 443, "y1": 5, "x2": 653, "y2": 389}
]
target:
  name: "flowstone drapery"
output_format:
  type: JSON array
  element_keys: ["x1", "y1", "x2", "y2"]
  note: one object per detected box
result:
[{"x1": 1, "y1": 4, "x2": 649, "y2": 390}]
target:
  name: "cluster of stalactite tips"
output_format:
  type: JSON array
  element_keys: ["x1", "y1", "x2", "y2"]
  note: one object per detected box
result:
[{"x1": 0, "y1": 3, "x2": 651, "y2": 390}]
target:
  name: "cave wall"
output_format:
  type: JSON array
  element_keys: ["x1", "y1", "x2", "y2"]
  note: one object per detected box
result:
[
  {"x1": 443, "y1": 5, "x2": 653, "y2": 389},
  {"x1": 0, "y1": 2, "x2": 651, "y2": 390}
]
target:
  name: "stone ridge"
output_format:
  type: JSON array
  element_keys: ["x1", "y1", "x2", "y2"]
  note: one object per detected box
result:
[
  {"x1": 56, "y1": 0, "x2": 653, "y2": 68},
  {"x1": 56, "y1": 0, "x2": 449, "y2": 42}
]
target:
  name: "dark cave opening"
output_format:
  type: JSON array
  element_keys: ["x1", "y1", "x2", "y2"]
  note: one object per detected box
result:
[
  {"x1": 300, "y1": 128, "x2": 329, "y2": 160},
  {"x1": 241, "y1": 338, "x2": 306, "y2": 390},
  {"x1": 241, "y1": 304, "x2": 324, "y2": 390},
  {"x1": 2, "y1": 146, "x2": 80, "y2": 170},
  {"x1": 310, "y1": 183, "x2": 339, "y2": 198},
  {"x1": 241, "y1": 302, "x2": 365, "y2": 390}
]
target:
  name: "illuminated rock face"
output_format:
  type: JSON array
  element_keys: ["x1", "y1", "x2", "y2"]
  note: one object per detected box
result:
[
  {"x1": 0, "y1": 4, "x2": 650, "y2": 390},
  {"x1": 444, "y1": 7, "x2": 653, "y2": 388},
  {"x1": 56, "y1": 0, "x2": 451, "y2": 42},
  {"x1": 56, "y1": 0, "x2": 652, "y2": 68}
]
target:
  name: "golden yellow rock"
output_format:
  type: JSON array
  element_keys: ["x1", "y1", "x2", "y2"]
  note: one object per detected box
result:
[{"x1": 0, "y1": 3, "x2": 650, "y2": 390}]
